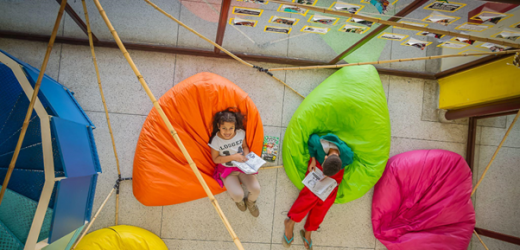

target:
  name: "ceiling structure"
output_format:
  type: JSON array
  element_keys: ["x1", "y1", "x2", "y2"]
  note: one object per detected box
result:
[{"x1": 0, "y1": 0, "x2": 519, "y2": 79}]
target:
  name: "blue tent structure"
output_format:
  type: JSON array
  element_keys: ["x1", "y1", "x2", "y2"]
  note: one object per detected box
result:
[{"x1": 0, "y1": 50, "x2": 101, "y2": 250}]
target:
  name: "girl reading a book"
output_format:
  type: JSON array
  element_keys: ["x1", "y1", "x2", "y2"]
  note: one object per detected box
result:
[{"x1": 209, "y1": 108, "x2": 261, "y2": 217}]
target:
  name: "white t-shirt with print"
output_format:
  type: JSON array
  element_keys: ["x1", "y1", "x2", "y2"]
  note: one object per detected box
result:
[
  {"x1": 320, "y1": 139, "x2": 338, "y2": 154},
  {"x1": 209, "y1": 129, "x2": 246, "y2": 167}
]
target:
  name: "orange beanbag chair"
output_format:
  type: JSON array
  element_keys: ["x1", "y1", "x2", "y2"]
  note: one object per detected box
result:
[{"x1": 133, "y1": 72, "x2": 264, "y2": 206}]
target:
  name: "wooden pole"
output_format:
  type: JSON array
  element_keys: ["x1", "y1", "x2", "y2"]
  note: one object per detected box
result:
[
  {"x1": 91, "y1": 1, "x2": 244, "y2": 249},
  {"x1": 0, "y1": 0, "x2": 68, "y2": 206},
  {"x1": 71, "y1": 187, "x2": 116, "y2": 250},
  {"x1": 261, "y1": 165, "x2": 284, "y2": 170},
  {"x1": 471, "y1": 110, "x2": 520, "y2": 196},
  {"x1": 142, "y1": 0, "x2": 305, "y2": 99},
  {"x1": 474, "y1": 230, "x2": 490, "y2": 250},
  {"x1": 268, "y1": 50, "x2": 520, "y2": 71},
  {"x1": 271, "y1": 0, "x2": 520, "y2": 49},
  {"x1": 81, "y1": 0, "x2": 122, "y2": 226}
]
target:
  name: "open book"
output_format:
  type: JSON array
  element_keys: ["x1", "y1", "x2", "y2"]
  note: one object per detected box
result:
[
  {"x1": 232, "y1": 152, "x2": 266, "y2": 174},
  {"x1": 302, "y1": 168, "x2": 338, "y2": 201}
]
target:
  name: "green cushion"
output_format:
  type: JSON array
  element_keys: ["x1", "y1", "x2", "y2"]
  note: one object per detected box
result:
[{"x1": 283, "y1": 65, "x2": 391, "y2": 203}]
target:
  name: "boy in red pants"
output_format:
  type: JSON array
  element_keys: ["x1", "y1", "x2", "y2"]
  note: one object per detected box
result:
[{"x1": 283, "y1": 133, "x2": 353, "y2": 249}]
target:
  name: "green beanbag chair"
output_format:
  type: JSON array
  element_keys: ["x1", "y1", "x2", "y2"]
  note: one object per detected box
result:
[{"x1": 283, "y1": 65, "x2": 390, "y2": 203}]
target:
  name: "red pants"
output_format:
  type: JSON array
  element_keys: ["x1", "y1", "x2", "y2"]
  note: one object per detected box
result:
[{"x1": 287, "y1": 160, "x2": 344, "y2": 231}]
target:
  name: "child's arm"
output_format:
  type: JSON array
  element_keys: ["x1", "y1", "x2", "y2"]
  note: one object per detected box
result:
[
  {"x1": 211, "y1": 148, "x2": 247, "y2": 164},
  {"x1": 242, "y1": 136, "x2": 250, "y2": 155}
]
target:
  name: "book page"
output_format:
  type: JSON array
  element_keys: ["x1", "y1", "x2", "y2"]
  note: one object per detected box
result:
[
  {"x1": 302, "y1": 168, "x2": 337, "y2": 201},
  {"x1": 232, "y1": 152, "x2": 266, "y2": 174}
]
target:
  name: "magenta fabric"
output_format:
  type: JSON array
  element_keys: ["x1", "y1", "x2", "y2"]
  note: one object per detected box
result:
[
  {"x1": 372, "y1": 150, "x2": 475, "y2": 250},
  {"x1": 212, "y1": 164, "x2": 257, "y2": 188}
]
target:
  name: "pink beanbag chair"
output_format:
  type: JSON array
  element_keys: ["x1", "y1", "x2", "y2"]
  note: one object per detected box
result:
[{"x1": 372, "y1": 150, "x2": 475, "y2": 250}]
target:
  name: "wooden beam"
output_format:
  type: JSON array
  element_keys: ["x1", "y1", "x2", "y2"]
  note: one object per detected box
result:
[
  {"x1": 435, "y1": 54, "x2": 509, "y2": 79},
  {"x1": 475, "y1": 227, "x2": 520, "y2": 246},
  {"x1": 466, "y1": 117, "x2": 477, "y2": 171},
  {"x1": 329, "y1": 0, "x2": 429, "y2": 64},
  {"x1": 56, "y1": 0, "x2": 99, "y2": 42},
  {"x1": 0, "y1": 30, "x2": 437, "y2": 79},
  {"x1": 445, "y1": 97, "x2": 520, "y2": 120},
  {"x1": 215, "y1": 0, "x2": 232, "y2": 54},
  {"x1": 272, "y1": 0, "x2": 520, "y2": 49}
]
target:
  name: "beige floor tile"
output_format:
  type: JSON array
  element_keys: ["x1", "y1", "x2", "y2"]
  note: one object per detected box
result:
[
  {"x1": 474, "y1": 146, "x2": 520, "y2": 237},
  {"x1": 388, "y1": 76, "x2": 467, "y2": 143},
  {"x1": 0, "y1": 38, "x2": 62, "y2": 80},
  {"x1": 477, "y1": 117, "x2": 507, "y2": 128},
  {"x1": 163, "y1": 239, "x2": 271, "y2": 250},
  {"x1": 64, "y1": 0, "x2": 180, "y2": 46},
  {"x1": 390, "y1": 136, "x2": 466, "y2": 158},
  {"x1": 0, "y1": 0, "x2": 65, "y2": 37},
  {"x1": 161, "y1": 168, "x2": 277, "y2": 243},
  {"x1": 470, "y1": 234, "x2": 520, "y2": 250},
  {"x1": 59, "y1": 44, "x2": 176, "y2": 115},
  {"x1": 85, "y1": 111, "x2": 147, "y2": 232},
  {"x1": 118, "y1": 181, "x2": 163, "y2": 236}
]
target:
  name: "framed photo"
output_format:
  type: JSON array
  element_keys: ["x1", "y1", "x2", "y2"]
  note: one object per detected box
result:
[
  {"x1": 455, "y1": 22, "x2": 491, "y2": 32},
  {"x1": 277, "y1": 4, "x2": 309, "y2": 16},
  {"x1": 269, "y1": 16, "x2": 299, "y2": 26},
  {"x1": 229, "y1": 17, "x2": 258, "y2": 27},
  {"x1": 423, "y1": 11, "x2": 459, "y2": 25},
  {"x1": 492, "y1": 30, "x2": 520, "y2": 41},
  {"x1": 450, "y1": 36, "x2": 476, "y2": 45},
  {"x1": 423, "y1": 1, "x2": 465, "y2": 13},
  {"x1": 395, "y1": 21, "x2": 428, "y2": 30},
  {"x1": 232, "y1": 7, "x2": 264, "y2": 17},
  {"x1": 301, "y1": 25, "x2": 330, "y2": 34},
  {"x1": 511, "y1": 21, "x2": 520, "y2": 29},
  {"x1": 470, "y1": 11, "x2": 512, "y2": 24},
  {"x1": 308, "y1": 15, "x2": 339, "y2": 25},
  {"x1": 339, "y1": 24, "x2": 370, "y2": 34},
  {"x1": 264, "y1": 26, "x2": 292, "y2": 34},
  {"x1": 377, "y1": 32, "x2": 408, "y2": 41},
  {"x1": 292, "y1": 0, "x2": 317, "y2": 5},
  {"x1": 236, "y1": 0, "x2": 268, "y2": 4},
  {"x1": 346, "y1": 16, "x2": 379, "y2": 27},
  {"x1": 416, "y1": 31, "x2": 444, "y2": 39},
  {"x1": 437, "y1": 41, "x2": 469, "y2": 49},
  {"x1": 477, "y1": 42, "x2": 511, "y2": 52},
  {"x1": 401, "y1": 38, "x2": 432, "y2": 50},
  {"x1": 458, "y1": 49, "x2": 488, "y2": 55},
  {"x1": 329, "y1": 1, "x2": 364, "y2": 14}
]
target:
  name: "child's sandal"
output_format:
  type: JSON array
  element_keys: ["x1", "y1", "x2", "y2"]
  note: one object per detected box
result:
[
  {"x1": 299, "y1": 229, "x2": 313, "y2": 250},
  {"x1": 282, "y1": 231, "x2": 294, "y2": 248}
]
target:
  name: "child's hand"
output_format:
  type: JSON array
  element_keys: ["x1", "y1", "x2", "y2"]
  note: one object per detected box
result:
[
  {"x1": 308, "y1": 157, "x2": 316, "y2": 173},
  {"x1": 234, "y1": 154, "x2": 248, "y2": 162}
]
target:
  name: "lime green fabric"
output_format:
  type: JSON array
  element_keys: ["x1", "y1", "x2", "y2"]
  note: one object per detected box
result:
[{"x1": 283, "y1": 65, "x2": 391, "y2": 204}]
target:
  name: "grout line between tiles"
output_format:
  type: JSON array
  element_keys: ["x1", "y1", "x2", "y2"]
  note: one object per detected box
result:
[
  {"x1": 160, "y1": 206, "x2": 164, "y2": 238},
  {"x1": 269, "y1": 168, "x2": 279, "y2": 244},
  {"x1": 162, "y1": 237, "x2": 377, "y2": 249}
]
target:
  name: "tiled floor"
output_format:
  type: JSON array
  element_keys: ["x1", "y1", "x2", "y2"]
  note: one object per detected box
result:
[{"x1": 1, "y1": 29, "x2": 519, "y2": 250}]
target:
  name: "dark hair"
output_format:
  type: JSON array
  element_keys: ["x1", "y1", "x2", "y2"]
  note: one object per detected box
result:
[
  {"x1": 209, "y1": 107, "x2": 245, "y2": 143},
  {"x1": 323, "y1": 155, "x2": 342, "y2": 177}
]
